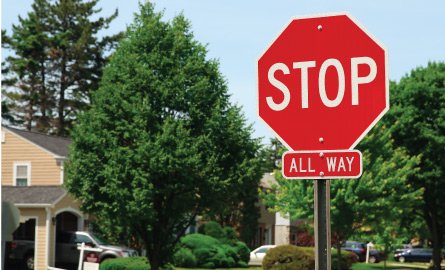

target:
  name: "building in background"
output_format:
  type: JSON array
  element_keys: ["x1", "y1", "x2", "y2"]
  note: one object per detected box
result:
[{"x1": 2, "y1": 127, "x2": 87, "y2": 270}]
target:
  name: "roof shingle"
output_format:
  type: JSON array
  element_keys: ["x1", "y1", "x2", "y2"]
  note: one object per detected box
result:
[{"x1": 2, "y1": 186, "x2": 66, "y2": 205}]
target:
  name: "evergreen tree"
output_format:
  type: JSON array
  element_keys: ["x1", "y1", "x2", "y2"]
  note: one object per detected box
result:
[
  {"x1": 66, "y1": 3, "x2": 263, "y2": 269},
  {"x1": 47, "y1": 0, "x2": 120, "y2": 136},
  {"x1": 2, "y1": 0, "x2": 121, "y2": 135},
  {"x1": 2, "y1": 0, "x2": 51, "y2": 130}
]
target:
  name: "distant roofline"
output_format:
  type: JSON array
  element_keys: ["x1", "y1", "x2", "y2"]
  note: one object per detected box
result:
[
  {"x1": 3, "y1": 125, "x2": 71, "y2": 141},
  {"x1": 2, "y1": 125, "x2": 71, "y2": 158}
]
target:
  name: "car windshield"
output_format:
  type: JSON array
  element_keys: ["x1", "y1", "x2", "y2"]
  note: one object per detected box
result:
[{"x1": 90, "y1": 234, "x2": 110, "y2": 245}]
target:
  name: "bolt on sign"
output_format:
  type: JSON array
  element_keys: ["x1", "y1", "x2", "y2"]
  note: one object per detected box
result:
[{"x1": 258, "y1": 13, "x2": 388, "y2": 178}]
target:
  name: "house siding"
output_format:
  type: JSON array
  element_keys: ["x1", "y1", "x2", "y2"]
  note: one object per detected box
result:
[{"x1": 2, "y1": 130, "x2": 61, "y2": 186}]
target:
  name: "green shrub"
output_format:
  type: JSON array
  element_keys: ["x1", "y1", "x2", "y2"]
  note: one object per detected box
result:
[
  {"x1": 173, "y1": 248, "x2": 197, "y2": 268},
  {"x1": 262, "y1": 245, "x2": 358, "y2": 270},
  {"x1": 180, "y1": 233, "x2": 220, "y2": 250},
  {"x1": 223, "y1": 227, "x2": 238, "y2": 243},
  {"x1": 331, "y1": 249, "x2": 358, "y2": 270},
  {"x1": 198, "y1": 221, "x2": 226, "y2": 240},
  {"x1": 233, "y1": 241, "x2": 250, "y2": 263},
  {"x1": 194, "y1": 246, "x2": 218, "y2": 265},
  {"x1": 175, "y1": 233, "x2": 250, "y2": 268},
  {"x1": 100, "y1": 257, "x2": 150, "y2": 270},
  {"x1": 262, "y1": 245, "x2": 315, "y2": 270}
]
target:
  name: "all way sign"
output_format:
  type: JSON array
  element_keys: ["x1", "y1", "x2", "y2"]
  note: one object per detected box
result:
[{"x1": 282, "y1": 150, "x2": 362, "y2": 179}]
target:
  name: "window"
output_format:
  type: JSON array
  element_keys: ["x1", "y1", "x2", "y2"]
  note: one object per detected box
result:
[
  {"x1": 256, "y1": 247, "x2": 269, "y2": 254},
  {"x1": 74, "y1": 234, "x2": 94, "y2": 245},
  {"x1": 14, "y1": 163, "x2": 31, "y2": 186}
]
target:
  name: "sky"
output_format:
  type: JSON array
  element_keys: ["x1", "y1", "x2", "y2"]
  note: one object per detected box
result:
[{"x1": 2, "y1": 0, "x2": 445, "y2": 144}]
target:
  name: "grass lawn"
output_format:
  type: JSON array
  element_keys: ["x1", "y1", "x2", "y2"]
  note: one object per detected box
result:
[
  {"x1": 175, "y1": 267, "x2": 263, "y2": 270},
  {"x1": 176, "y1": 262, "x2": 442, "y2": 270},
  {"x1": 352, "y1": 262, "x2": 431, "y2": 270}
]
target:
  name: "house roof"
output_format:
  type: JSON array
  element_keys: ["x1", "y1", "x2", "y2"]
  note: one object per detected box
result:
[
  {"x1": 4, "y1": 126, "x2": 71, "y2": 157},
  {"x1": 2, "y1": 186, "x2": 67, "y2": 206}
]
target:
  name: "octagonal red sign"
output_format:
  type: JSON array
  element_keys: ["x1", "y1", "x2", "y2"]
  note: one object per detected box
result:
[{"x1": 258, "y1": 13, "x2": 388, "y2": 151}]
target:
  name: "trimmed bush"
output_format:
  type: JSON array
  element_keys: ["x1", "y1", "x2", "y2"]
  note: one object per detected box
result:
[
  {"x1": 198, "y1": 221, "x2": 226, "y2": 241},
  {"x1": 100, "y1": 257, "x2": 150, "y2": 270},
  {"x1": 99, "y1": 257, "x2": 175, "y2": 270},
  {"x1": 262, "y1": 245, "x2": 315, "y2": 270},
  {"x1": 233, "y1": 240, "x2": 251, "y2": 263},
  {"x1": 172, "y1": 248, "x2": 197, "y2": 268},
  {"x1": 174, "y1": 233, "x2": 250, "y2": 268},
  {"x1": 223, "y1": 227, "x2": 238, "y2": 243},
  {"x1": 262, "y1": 245, "x2": 358, "y2": 270},
  {"x1": 180, "y1": 233, "x2": 220, "y2": 250}
]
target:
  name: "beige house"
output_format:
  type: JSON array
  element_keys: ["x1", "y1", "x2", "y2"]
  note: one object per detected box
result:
[
  {"x1": 2, "y1": 126, "x2": 87, "y2": 270},
  {"x1": 1, "y1": 126, "x2": 301, "y2": 268},
  {"x1": 253, "y1": 173, "x2": 301, "y2": 247}
]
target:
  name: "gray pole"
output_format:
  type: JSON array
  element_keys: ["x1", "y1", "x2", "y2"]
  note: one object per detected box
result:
[{"x1": 314, "y1": 179, "x2": 331, "y2": 270}]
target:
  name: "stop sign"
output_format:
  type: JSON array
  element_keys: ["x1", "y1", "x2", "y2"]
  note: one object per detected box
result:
[{"x1": 258, "y1": 13, "x2": 388, "y2": 151}]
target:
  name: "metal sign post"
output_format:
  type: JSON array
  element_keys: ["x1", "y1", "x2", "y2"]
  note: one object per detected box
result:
[{"x1": 314, "y1": 179, "x2": 331, "y2": 270}]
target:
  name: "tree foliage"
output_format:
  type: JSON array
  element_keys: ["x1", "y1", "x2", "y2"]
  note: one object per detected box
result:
[
  {"x1": 261, "y1": 122, "x2": 421, "y2": 269},
  {"x1": 66, "y1": 3, "x2": 263, "y2": 270},
  {"x1": 2, "y1": 0, "x2": 121, "y2": 135},
  {"x1": 387, "y1": 62, "x2": 445, "y2": 270}
]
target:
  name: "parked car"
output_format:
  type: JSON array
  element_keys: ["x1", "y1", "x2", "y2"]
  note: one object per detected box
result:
[
  {"x1": 55, "y1": 231, "x2": 138, "y2": 269},
  {"x1": 249, "y1": 245, "x2": 276, "y2": 266},
  {"x1": 393, "y1": 248, "x2": 437, "y2": 263},
  {"x1": 5, "y1": 240, "x2": 35, "y2": 270},
  {"x1": 6, "y1": 231, "x2": 138, "y2": 270},
  {"x1": 341, "y1": 241, "x2": 383, "y2": 263}
]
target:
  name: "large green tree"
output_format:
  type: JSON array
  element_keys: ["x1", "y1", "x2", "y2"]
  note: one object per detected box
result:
[
  {"x1": 2, "y1": 0, "x2": 120, "y2": 135},
  {"x1": 388, "y1": 62, "x2": 445, "y2": 270},
  {"x1": 66, "y1": 3, "x2": 263, "y2": 270},
  {"x1": 261, "y1": 123, "x2": 421, "y2": 270}
]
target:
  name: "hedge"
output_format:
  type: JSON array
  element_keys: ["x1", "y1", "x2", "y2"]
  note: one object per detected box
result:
[
  {"x1": 262, "y1": 245, "x2": 315, "y2": 270},
  {"x1": 99, "y1": 257, "x2": 150, "y2": 270},
  {"x1": 262, "y1": 245, "x2": 358, "y2": 270},
  {"x1": 99, "y1": 257, "x2": 175, "y2": 270}
]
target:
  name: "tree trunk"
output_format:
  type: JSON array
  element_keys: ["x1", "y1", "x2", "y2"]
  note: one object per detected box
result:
[
  {"x1": 424, "y1": 192, "x2": 444, "y2": 270},
  {"x1": 38, "y1": 59, "x2": 49, "y2": 132},
  {"x1": 383, "y1": 245, "x2": 387, "y2": 270},
  {"x1": 337, "y1": 243, "x2": 342, "y2": 270},
  {"x1": 58, "y1": 55, "x2": 66, "y2": 136},
  {"x1": 430, "y1": 210, "x2": 443, "y2": 270},
  {"x1": 26, "y1": 100, "x2": 33, "y2": 131},
  {"x1": 148, "y1": 252, "x2": 160, "y2": 270}
]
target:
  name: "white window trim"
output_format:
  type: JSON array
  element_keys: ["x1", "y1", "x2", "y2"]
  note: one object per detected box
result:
[
  {"x1": 13, "y1": 162, "x2": 32, "y2": 186},
  {"x1": 57, "y1": 159, "x2": 65, "y2": 184}
]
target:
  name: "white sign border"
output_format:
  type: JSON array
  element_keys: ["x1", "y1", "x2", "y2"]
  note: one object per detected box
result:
[{"x1": 281, "y1": 150, "x2": 363, "y2": 180}]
